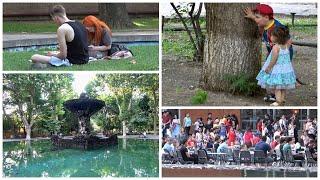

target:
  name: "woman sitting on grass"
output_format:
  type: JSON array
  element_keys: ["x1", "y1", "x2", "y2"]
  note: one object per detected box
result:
[{"x1": 82, "y1": 15, "x2": 112, "y2": 59}]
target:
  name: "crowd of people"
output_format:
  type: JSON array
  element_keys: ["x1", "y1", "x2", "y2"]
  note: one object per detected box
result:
[{"x1": 162, "y1": 111, "x2": 317, "y2": 165}]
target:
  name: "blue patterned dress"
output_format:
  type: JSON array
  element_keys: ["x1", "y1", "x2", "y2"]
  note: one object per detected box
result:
[{"x1": 256, "y1": 46, "x2": 296, "y2": 89}]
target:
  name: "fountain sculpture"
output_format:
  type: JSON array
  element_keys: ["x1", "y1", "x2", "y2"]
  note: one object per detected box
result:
[{"x1": 51, "y1": 93, "x2": 117, "y2": 150}]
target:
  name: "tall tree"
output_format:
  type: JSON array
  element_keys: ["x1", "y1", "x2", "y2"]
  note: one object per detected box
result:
[
  {"x1": 201, "y1": 3, "x2": 261, "y2": 91},
  {"x1": 85, "y1": 74, "x2": 158, "y2": 135},
  {"x1": 3, "y1": 74, "x2": 74, "y2": 140},
  {"x1": 99, "y1": 3, "x2": 133, "y2": 29},
  {"x1": 138, "y1": 75, "x2": 159, "y2": 135}
]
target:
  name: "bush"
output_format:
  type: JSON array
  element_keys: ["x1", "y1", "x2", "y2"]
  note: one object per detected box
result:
[
  {"x1": 224, "y1": 73, "x2": 261, "y2": 96},
  {"x1": 190, "y1": 89, "x2": 208, "y2": 105}
]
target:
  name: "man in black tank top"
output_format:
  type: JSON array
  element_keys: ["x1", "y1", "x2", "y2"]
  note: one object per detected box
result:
[{"x1": 30, "y1": 5, "x2": 89, "y2": 66}]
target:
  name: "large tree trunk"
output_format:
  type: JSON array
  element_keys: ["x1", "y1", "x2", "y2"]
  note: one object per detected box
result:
[
  {"x1": 99, "y1": 3, "x2": 133, "y2": 29},
  {"x1": 201, "y1": 3, "x2": 261, "y2": 91}
]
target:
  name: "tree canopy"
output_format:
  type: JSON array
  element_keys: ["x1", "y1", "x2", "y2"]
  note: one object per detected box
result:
[{"x1": 3, "y1": 73, "x2": 159, "y2": 139}]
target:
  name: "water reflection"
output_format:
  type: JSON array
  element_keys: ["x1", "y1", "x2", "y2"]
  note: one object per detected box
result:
[{"x1": 3, "y1": 139, "x2": 159, "y2": 177}]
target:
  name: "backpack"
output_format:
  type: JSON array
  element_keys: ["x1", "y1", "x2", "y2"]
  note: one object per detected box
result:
[{"x1": 108, "y1": 43, "x2": 134, "y2": 56}]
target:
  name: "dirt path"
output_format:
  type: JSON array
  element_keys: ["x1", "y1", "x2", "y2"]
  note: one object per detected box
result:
[{"x1": 162, "y1": 44, "x2": 317, "y2": 106}]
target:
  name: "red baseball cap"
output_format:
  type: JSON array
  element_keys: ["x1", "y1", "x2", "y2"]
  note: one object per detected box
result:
[{"x1": 253, "y1": 4, "x2": 274, "y2": 19}]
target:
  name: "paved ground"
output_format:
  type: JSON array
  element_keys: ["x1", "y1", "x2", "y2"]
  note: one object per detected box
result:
[
  {"x1": 3, "y1": 31, "x2": 159, "y2": 49},
  {"x1": 162, "y1": 164, "x2": 317, "y2": 177}
]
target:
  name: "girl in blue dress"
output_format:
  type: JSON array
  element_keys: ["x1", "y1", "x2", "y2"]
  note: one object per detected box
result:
[{"x1": 256, "y1": 26, "x2": 296, "y2": 106}]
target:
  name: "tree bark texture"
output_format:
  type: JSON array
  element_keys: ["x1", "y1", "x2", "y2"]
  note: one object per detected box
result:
[
  {"x1": 99, "y1": 3, "x2": 132, "y2": 29},
  {"x1": 201, "y1": 3, "x2": 261, "y2": 91}
]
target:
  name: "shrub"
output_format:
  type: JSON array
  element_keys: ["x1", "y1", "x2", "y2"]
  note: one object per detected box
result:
[
  {"x1": 224, "y1": 73, "x2": 261, "y2": 96},
  {"x1": 190, "y1": 89, "x2": 208, "y2": 105}
]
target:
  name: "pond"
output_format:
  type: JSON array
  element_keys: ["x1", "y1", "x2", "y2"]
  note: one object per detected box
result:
[{"x1": 3, "y1": 138, "x2": 159, "y2": 177}]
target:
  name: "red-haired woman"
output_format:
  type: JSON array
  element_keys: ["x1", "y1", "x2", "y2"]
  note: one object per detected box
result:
[{"x1": 82, "y1": 15, "x2": 112, "y2": 58}]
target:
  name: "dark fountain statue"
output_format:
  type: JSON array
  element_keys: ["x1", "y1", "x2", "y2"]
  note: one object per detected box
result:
[{"x1": 51, "y1": 93, "x2": 118, "y2": 150}]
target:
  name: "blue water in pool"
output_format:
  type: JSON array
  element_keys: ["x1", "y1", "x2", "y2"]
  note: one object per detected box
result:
[{"x1": 3, "y1": 139, "x2": 159, "y2": 177}]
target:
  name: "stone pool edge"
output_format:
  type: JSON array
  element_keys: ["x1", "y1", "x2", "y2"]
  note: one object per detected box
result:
[
  {"x1": 3, "y1": 134, "x2": 159, "y2": 142},
  {"x1": 3, "y1": 31, "x2": 159, "y2": 49}
]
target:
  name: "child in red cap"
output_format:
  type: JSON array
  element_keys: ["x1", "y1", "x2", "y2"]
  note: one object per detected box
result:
[{"x1": 244, "y1": 4, "x2": 304, "y2": 103}]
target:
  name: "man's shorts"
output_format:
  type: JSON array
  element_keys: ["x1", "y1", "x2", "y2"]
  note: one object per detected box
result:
[{"x1": 49, "y1": 56, "x2": 72, "y2": 67}]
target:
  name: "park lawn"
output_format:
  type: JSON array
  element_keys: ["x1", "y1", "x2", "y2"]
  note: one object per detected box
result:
[
  {"x1": 276, "y1": 16, "x2": 317, "y2": 37},
  {"x1": 3, "y1": 17, "x2": 159, "y2": 33},
  {"x1": 163, "y1": 16, "x2": 317, "y2": 57},
  {"x1": 162, "y1": 31, "x2": 194, "y2": 59},
  {"x1": 3, "y1": 45, "x2": 159, "y2": 71}
]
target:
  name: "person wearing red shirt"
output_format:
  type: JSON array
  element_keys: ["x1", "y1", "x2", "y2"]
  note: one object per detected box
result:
[
  {"x1": 252, "y1": 133, "x2": 261, "y2": 146},
  {"x1": 256, "y1": 119, "x2": 263, "y2": 132},
  {"x1": 186, "y1": 135, "x2": 196, "y2": 148},
  {"x1": 270, "y1": 135, "x2": 280, "y2": 149},
  {"x1": 227, "y1": 127, "x2": 236, "y2": 146},
  {"x1": 243, "y1": 128, "x2": 254, "y2": 148},
  {"x1": 162, "y1": 111, "x2": 172, "y2": 137}
]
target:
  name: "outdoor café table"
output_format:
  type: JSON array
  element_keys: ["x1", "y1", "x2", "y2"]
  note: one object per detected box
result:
[{"x1": 212, "y1": 152, "x2": 227, "y2": 165}]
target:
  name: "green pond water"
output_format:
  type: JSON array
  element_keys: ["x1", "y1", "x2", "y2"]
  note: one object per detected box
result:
[{"x1": 3, "y1": 139, "x2": 159, "y2": 177}]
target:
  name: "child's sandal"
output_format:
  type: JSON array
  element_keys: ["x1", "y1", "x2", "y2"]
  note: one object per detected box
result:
[{"x1": 270, "y1": 101, "x2": 285, "y2": 106}]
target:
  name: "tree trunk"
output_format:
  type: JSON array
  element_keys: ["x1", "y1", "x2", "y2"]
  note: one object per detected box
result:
[
  {"x1": 17, "y1": 104, "x2": 33, "y2": 141},
  {"x1": 122, "y1": 121, "x2": 126, "y2": 136},
  {"x1": 99, "y1": 3, "x2": 133, "y2": 29},
  {"x1": 201, "y1": 3, "x2": 261, "y2": 91},
  {"x1": 152, "y1": 90, "x2": 158, "y2": 135},
  {"x1": 25, "y1": 125, "x2": 31, "y2": 141}
]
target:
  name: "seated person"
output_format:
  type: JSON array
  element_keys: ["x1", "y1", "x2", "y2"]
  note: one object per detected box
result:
[
  {"x1": 162, "y1": 137, "x2": 175, "y2": 156},
  {"x1": 270, "y1": 135, "x2": 280, "y2": 149},
  {"x1": 252, "y1": 132, "x2": 261, "y2": 146},
  {"x1": 213, "y1": 136, "x2": 221, "y2": 152},
  {"x1": 307, "y1": 139, "x2": 317, "y2": 161},
  {"x1": 180, "y1": 138, "x2": 198, "y2": 164},
  {"x1": 82, "y1": 15, "x2": 112, "y2": 58},
  {"x1": 31, "y1": 5, "x2": 89, "y2": 66},
  {"x1": 283, "y1": 137, "x2": 305, "y2": 161},
  {"x1": 186, "y1": 134, "x2": 196, "y2": 148},
  {"x1": 217, "y1": 138, "x2": 228, "y2": 153},
  {"x1": 255, "y1": 136, "x2": 273, "y2": 162}
]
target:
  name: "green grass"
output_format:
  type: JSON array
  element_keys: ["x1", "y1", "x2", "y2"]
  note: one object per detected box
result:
[
  {"x1": 132, "y1": 17, "x2": 159, "y2": 30},
  {"x1": 162, "y1": 31, "x2": 195, "y2": 59},
  {"x1": 276, "y1": 16, "x2": 317, "y2": 36},
  {"x1": 3, "y1": 45, "x2": 159, "y2": 71},
  {"x1": 163, "y1": 16, "x2": 316, "y2": 58},
  {"x1": 164, "y1": 16, "x2": 316, "y2": 36},
  {"x1": 3, "y1": 17, "x2": 159, "y2": 33}
]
